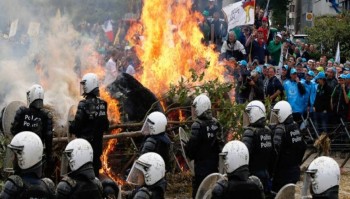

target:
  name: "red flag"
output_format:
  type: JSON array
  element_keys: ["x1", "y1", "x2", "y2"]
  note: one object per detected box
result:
[{"x1": 103, "y1": 20, "x2": 114, "y2": 42}]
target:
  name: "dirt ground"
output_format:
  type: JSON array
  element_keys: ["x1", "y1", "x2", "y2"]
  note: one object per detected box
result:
[{"x1": 164, "y1": 149, "x2": 350, "y2": 199}]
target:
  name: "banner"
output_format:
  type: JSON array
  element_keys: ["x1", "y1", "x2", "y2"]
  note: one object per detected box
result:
[
  {"x1": 8, "y1": 19, "x2": 19, "y2": 38},
  {"x1": 222, "y1": 0, "x2": 255, "y2": 31},
  {"x1": 27, "y1": 22, "x2": 41, "y2": 37}
]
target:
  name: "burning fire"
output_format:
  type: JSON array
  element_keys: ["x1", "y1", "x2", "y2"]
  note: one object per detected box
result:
[
  {"x1": 84, "y1": 0, "x2": 228, "y2": 186},
  {"x1": 98, "y1": 88, "x2": 125, "y2": 185},
  {"x1": 128, "y1": 0, "x2": 225, "y2": 96}
]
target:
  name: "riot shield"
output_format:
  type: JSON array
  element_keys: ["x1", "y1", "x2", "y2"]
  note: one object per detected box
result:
[
  {"x1": 2, "y1": 101, "x2": 26, "y2": 136},
  {"x1": 179, "y1": 127, "x2": 194, "y2": 174},
  {"x1": 275, "y1": 183, "x2": 301, "y2": 199},
  {"x1": 195, "y1": 173, "x2": 225, "y2": 199}
]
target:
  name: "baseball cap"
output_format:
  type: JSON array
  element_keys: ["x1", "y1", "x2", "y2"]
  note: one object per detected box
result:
[
  {"x1": 315, "y1": 72, "x2": 326, "y2": 80},
  {"x1": 262, "y1": 17, "x2": 268, "y2": 22},
  {"x1": 257, "y1": 27, "x2": 264, "y2": 32},
  {"x1": 276, "y1": 33, "x2": 282, "y2": 39},
  {"x1": 290, "y1": 68, "x2": 297, "y2": 74},
  {"x1": 307, "y1": 71, "x2": 315, "y2": 77},
  {"x1": 239, "y1": 60, "x2": 248, "y2": 67},
  {"x1": 339, "y1": 74, "x2": 347, "y2": 79},
  {"x1": 282, "y1": 65, "x2": 288, "y2": 70},
  {"x1": 316, "y1": 66, "x2": 324, "y2": 72}
]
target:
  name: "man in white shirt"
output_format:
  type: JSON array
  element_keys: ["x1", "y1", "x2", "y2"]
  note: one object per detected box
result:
[
  {"x1": 104, "y1": 50, "x2": 118, "y2": 86},
  {"x1": 220, "y1": 31, "x2": 246, "y2": 61}
]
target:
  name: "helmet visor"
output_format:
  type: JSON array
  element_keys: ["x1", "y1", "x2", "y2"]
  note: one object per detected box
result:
[
  {"x1": 269, "y1": 111, "x2": 279, "y2": 125},
  {"x1": 242, "y1": 112, "x2": 250, "y2": 127},
  {"x1": 80, "y1": 80, "x2": 86, "y2": 96},
  {"x1": 191, "y1": 105, "x2": 197, "y2": 120},
  {"x1": 4, "y1": 144, "x2": 23, "y2": 173},
  {"x1": 141, "y1": 119, "x2": 154, "y2": 135},
  {"x1": 126, "y1": 160, "x2": 149, "y2": 186},
  {"x1": 60, "y1": 152, "x2": 71, "y2": 176}
]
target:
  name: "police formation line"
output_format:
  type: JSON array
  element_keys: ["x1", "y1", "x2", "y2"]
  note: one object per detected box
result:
[{"x1": 0, "y1": 73, "x2": 341, "y2": 199}]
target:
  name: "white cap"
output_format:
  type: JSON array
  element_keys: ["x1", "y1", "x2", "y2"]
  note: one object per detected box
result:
[{"x1": 276, "y1": 33, "x2": 282, "y2": 39}]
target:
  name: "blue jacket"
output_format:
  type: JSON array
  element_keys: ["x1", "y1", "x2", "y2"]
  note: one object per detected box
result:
[
  {"x1": 301, "y1": 79, "x2": 317, "y2": 112},
  {"x1": 284, "y1": 80, "x2": 306, "y2": 113}
]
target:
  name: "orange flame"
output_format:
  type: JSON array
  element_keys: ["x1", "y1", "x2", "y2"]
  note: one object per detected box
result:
[
  {"x1": 128, "y1": 0, "x2": 225, "y2": 96},
  {"x1": 179, "y1": 110, "x2": 185, "y2": 122},
  {"x1": 98, "y1": 88, "x2": 125, "y2": 185}
]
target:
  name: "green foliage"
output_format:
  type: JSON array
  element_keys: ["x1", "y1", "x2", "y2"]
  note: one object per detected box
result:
[
  {"x1": 168, "y1": 67, "x2": 246, "y2": 140},
  {"x1": 305, "y1": 12, "x2": 350, "y2": 61},
  {"x1": 257, "y1": 0, "x2": 291, "y2": 30}
]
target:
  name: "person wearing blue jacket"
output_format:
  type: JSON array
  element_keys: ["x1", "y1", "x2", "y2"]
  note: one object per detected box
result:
[
  {"x1": 284, "y1": 68, "x2": 306, "y2": 123},
  {"x1": 301, "y1": 71, "x2": 317, "y2": 113}
]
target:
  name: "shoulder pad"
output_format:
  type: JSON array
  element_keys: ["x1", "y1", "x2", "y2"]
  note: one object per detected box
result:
[
  {"x1": 93, "y1": 177, "x2": 103, "y2": 193},
  {"x1": 134, "y1": 187, "x2": 151, "y2": 199},
  {"x1": 18, "y1": 106, "x2": 27, "y2": 112},
  {"x1": 191, "y1": 121, "x2": 201, "y2": 129},
  {"x1": 8, "y1": 175, "x2": 24, "y2": 188},
  {"x1": 42, "y1": 178, "x2": 56, "y2": 194},
  {"x1": 62, "y1": 176, "x2": 77, "y2": 188},
  {"x1": 243, "y1": 128, "x2": 255, "y2": 136},
  {"x1": 248, "y1": 175, "x2": 264, "y2": 191},
  {"x1": 57, "y1": 181, "x2": 73, "y2": 197},
  {"x1": 217, "y1": 178, "x2": 228, "y2": 187},
  {"x1": 42, "y1": 109, "x2": 53, "y2": 119},
  {"x1": 212, "y1": 178, "x2": 228, "y2": 198},
  {"x1": 77, "y1": 100, "x2": 86, "y2": 109}
]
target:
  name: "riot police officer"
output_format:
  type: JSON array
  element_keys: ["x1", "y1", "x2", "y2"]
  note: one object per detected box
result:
[
  {"x1": 271, "y1": 100, "x2": 306, "y2": 192},
  {"x1": 69, "y1": 73, "x2": 109, "y2": 176},
  {"x1": 140, "y1": 111, "x2": 173, "y2": 172},
  {"x1": 56, "y1": 138, "x2": 103, "y2": 199},
  {"x1": 126, "y1": 152, "x2": 167, "y2": 199},
  {"x1": 211, "y1": 140, "x2": 265, "y2": 199},
  {"x1": 0, "y1": 131, "x2": 55, "y2": 198},
  {"x1": 242, "y1": 100, "x2": 273, "y2": 195},
  {"x1": 11, "y1": 84, "x2": 53, "y2": 170},
  {"x1": 185, "y1": 94, "x2": 224, "y2": 198},
  {"x1": 306, "y1": 156, "x2": 340, "y2": 199}
]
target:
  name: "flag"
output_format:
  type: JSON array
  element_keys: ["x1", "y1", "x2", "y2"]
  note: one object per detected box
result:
[
  {"x1": 103, "y1": 20, "x2": 114, "y2": 42},
  {"x1": 222, "y1": 0, "x2": 255, "y2": 31},
  {"x1": 335, "y1": 42, "x2": 340, "y2": 63},
  {"x1": 9, "y1": 19, "x2": 19, "y2": 38},
  {"x1": 264, "y1": 0, "x2": 271, "y2": 18}
]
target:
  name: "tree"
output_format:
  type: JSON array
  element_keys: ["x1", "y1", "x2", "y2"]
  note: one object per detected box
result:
[{"x1": 305, "y1": 12, "x2": 350, "y2": 61}]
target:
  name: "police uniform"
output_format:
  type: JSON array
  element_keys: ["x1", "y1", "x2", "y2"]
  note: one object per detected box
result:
[
  {"x1": 211, "y1": 166, "x2": 265, "y2": 199},
  {"x1": 70, "y1": 92, "x2": 109, "y2": 176},
  {"x1": 272, "y1": 116, "x2": 306, "y2": 192},
  {"x1": 127, "y1": 178, "x2": 167, "y2": 199},
  {"x1": 0, "y1": 165, "x2": 55, "y2": 199},
  {"x1": 11, "y1": 105, "x2": 53, "y2": 174},
  {"x1": 312, "y1": 186, "x2": 339, "y2": 199},
  {"x1": 242, "y1": 119, "x2": 273, "y2": 194},
  {"x1": 140, "y1": 133, "x2": 172, "y2": 172},
  {"x1": 185, "y1": 111, "x2": 224, "y2": 198},
  {"x1": 56, "y1": 163, "x2": 103, "y2": 199}
]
